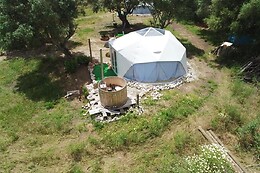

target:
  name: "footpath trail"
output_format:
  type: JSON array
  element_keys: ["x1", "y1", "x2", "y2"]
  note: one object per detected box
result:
[
  {"x1": 0, "y1": 56, "x2": 6, "y2": 62},
  {"x1": 172, "y1": 22, "x2": 213, "y2": 52}
]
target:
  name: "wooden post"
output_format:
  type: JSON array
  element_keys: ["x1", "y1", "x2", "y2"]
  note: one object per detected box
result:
[
  {"x1": 88, "y1": 39, "x2": 92, "y2": 61},
  {"x1": 136, "y1": 94, "x2": 140, "y2": 108},
  {"x1": 100, "y1": 49, "x2": 104, "y2": 80},
  {"x1": 112, "y1": 13, "x2": 115, "y2": 22}
]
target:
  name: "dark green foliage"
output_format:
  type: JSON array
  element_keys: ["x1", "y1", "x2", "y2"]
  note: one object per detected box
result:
[
  {"x1": 64, "y1": 58, "x2": 78, "y2": 73},
  {"x1": 149, "y1": 0, "x2": 197, "y2": 28},
  {"x1": 148, "y1": 0, "x2": 176, "y2": 28},
  {"x1": 238, "y1": 116, "x2": 260, "y2": 160},
  {"x1": 203, "y1": 0, "x2": 260, "y2": 49},
  {"x1": 76, "y1": 55, "x2": 91, "y2": 65},
  {"x1": 0, "y1": 0, "x2": 85, "y2": 56},
  {"x1": 44, "y1": 101, "x2": 56, "y2": 110},
  {"x1": 233, "y1": 0, "x2": 260, "y2": 49},
  {"x1": 195, "y1": 0, "x2": 212, "y2": 21},
  {"x1": 205, "y1": 0, "x2": 243, "y2": 32},
  {"x1": 64, "y1": 55, "x2": 90, "y2": 73},
  {"x1": 88, "y1": 0, "x2": 141, "y2": 28}
]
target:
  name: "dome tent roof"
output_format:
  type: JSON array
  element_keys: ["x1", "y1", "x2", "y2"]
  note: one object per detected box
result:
[{"x1": 109, "y1": 27, "x2": 187, "y2": 83}]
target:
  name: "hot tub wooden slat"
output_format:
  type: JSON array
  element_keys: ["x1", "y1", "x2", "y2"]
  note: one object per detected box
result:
[{"x1": 98, "y1": 76, "x2": 128, "y2": 108}]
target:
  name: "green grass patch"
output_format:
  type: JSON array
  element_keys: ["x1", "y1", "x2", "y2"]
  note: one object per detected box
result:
[
  {"x1": 180, "y1": 21, "x2": 226, "y2": 46},
  {"x1": 69, "y1": 164, "x2": 84, "y2": 173},
  {"x1": 231, "y1": 79, "x2": 255, "y2": 104},
  {"x1": 97, "y1": 93, "x2": 203, "y2": 150},
  {"x1": 30, "y1": 148, "x2": 60, "y2": 167},
  {"x1": 68, "y1": 141, "x2": 86, "y2": 162},
  {"x1": 166, "y1": 25, "x2": 205, "y2": 58},
  {"x1": 238, "y1": 115, "x2": 260, "y2": 160},
  {"x1": 173, "y1": 131, "x2": 195, "y2": 155},
  {"x1": 211, "y1": 104, "x2": 244, "y2": 133},
  {"x1": 93, "y1": 63, "x2": 117, "y2": 81},
  {"x1": 142, "y1": 96, "x2": 157, "y2": 106},
  {"x1": 0, "y1": 57, "x2": 81, "y2": 151},
  {"x1": 77, "y1": 27, "x2": 94, "y2": 37}
]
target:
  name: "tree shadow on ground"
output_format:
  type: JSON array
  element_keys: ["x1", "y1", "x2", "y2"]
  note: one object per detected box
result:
[
  {"x1": 197, "y1": 29, "x2": 227, "y2": 46},
  {"x1": 178, "y1": 38, "x2": 205, "y2": 58},
  {"x1": 15, "y1": 57, "x2": 64, "y2": 102},
  {"x1": 13, "y1": 52, "x2": 91, "y2": 102},
  {"x1": 67, "y1": 40, "x2": 83, "y2": 49},
  {"x1": 5, "y1": 45, "x2": 63, "y2": 60}
]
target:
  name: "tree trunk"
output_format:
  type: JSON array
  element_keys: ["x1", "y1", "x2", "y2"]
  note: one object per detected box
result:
[
  {"x1": 58, "y1": 42, "x2": 72, "y2": 58},
  {"x1": 118, "y1": 12, "x2": 130, "y2": 30}
]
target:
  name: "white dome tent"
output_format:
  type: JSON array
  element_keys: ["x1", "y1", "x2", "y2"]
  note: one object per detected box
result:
[{"x1": 109, "y1": 27, "x2": 187, "y2": 83}]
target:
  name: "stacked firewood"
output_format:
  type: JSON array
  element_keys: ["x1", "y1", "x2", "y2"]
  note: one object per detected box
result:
[{"x1": 241, "y1": 56, "x2": 260, "y2": 82}]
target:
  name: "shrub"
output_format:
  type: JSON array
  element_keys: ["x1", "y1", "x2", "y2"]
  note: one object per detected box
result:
[
  {"x1": 44, "y1": 101, "x2": 55, "y2": 110},
  {"x1": 238, "y1": 116, "x2": 260, "y2": 160},
  {"x1": 64, "y1": 56, "x2": 91, "y2": 73},
  {"x1": 231, "y1": 79, "x2": 254, "y2": 104},
  {"x1": 64, "y1": 58, "x2": 78, "y2": 73},
  {"x1": 185, "y1": 144, "x2": 234, "y2": 173},
  {"x1": 76, "y1": 55, "x2": 91, "y2": 65}
]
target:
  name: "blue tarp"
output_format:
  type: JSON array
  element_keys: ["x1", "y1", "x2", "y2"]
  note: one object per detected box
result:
[{"x1": 228, "y1": 35, "x2": 253, "y2": 46}]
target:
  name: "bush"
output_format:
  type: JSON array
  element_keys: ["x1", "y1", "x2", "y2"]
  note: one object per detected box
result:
[
  {"x1": 64, "y1": 58, "x2": 78, "y2": 73},
  {"x1": 64, "y1": 56, "x2": 91, "y2": 73},
  {"x1": 44, "y1": 101, "x2": 55, "y2": 110},
  {"x1": 238, "y1": 116, "x2": 260, "y2": 160},
  {"x1": 76, "y1": 55, "x2": 91, "y2": 65},
  {"x1": 185, "y1": 144, "x2": 234, "y2": 173}
]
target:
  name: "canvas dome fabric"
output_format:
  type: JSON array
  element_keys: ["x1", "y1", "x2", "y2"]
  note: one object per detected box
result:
[{"x1": 109, "y1": 27, "x2": 187, "y2": 83}]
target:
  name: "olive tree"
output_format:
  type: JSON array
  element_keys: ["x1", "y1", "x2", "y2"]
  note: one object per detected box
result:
[
  {"x1": 88, "y1": 0, "x2": 142, "y2": 28},
  {"x1": 148, "y1": 0, "x2": 197, "y2": 29},
  {"x1": 0, "y1": 0, "x2": 85, "y2": 57}
]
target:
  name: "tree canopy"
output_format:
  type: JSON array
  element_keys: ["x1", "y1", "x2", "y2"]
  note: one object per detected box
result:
[
  {"x1": 1, "y1": 0, "x2": 260, "y2": 55},
  {"x1": 0, "y1": 0, "x2": 85, "y2": 57},
  {"x1": 88, "y1": 0, "x2": 141, "y2": 29},
  {"x1": 203, "y1": 0, "x2": 260, "y2": 48}
]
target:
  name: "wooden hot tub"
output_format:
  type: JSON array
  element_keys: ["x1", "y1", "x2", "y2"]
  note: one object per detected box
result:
[{"x1": 98, "y1": 76, "x2": 127, "y2": 108}]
